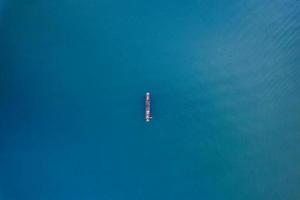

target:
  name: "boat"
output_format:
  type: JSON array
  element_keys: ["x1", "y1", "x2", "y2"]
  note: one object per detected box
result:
[{"x1": 145, "y1": 92, "x2": 152, "y2": 122}]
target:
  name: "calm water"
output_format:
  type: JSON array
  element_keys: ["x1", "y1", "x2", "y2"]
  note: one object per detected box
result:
[{"x1": 0, "y1": 0, "x2": 300, "y2": 199}]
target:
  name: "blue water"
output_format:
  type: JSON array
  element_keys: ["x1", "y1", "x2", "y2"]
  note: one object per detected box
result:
[{"x1": 0, "y1": 0, "x2": 300, "y2": 199}]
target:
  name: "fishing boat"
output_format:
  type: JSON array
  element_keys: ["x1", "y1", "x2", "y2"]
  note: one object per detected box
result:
[{"x1": 145, "y1": 92, "x2": 152, "y2": 122}]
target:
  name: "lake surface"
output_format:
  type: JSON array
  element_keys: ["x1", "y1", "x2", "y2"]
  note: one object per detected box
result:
[{"x1": 0, "y1": 0, "x2": 300, "y2": 199}]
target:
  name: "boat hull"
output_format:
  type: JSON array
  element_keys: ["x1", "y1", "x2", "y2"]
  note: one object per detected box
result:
[{"x1": 145, "y1": 92, "x2": 151, "y2": 122}]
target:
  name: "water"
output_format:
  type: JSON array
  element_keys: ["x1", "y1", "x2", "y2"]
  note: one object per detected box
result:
[{"x1": 0, "y1": 0, "x2": 300, "y2": 199}]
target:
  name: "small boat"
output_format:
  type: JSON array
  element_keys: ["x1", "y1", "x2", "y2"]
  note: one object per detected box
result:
[{"x1": 145, "y1": 92, "x2": 152, "y2": 122}]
